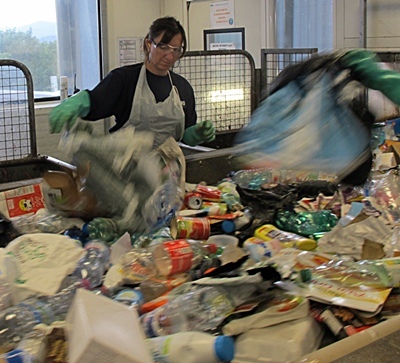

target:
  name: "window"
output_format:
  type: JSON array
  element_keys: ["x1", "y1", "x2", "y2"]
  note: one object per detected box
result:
[
  {"x1": 276, "y1": 0, "x2": 334, "y2": 52},
  {"x1": 0, "y1": 0, "x2": 101, "y2": 101}
]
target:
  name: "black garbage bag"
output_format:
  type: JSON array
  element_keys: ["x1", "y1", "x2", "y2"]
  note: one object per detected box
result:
[{"x1": 234, "y1": 180, "x2": 338, "y2": 245}]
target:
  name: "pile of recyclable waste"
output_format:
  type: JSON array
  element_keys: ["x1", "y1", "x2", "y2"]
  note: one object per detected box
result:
[
  {"x1": 1, "y1": 147, "x2": 400, "y2": 362},
  {"x1": 1, "y1": 51, "x2": 400, "y2": 362}
]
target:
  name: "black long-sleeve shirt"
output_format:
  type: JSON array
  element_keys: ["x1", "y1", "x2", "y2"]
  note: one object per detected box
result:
[{"x1": 83, "y1": 62, "x2": 197, "y2": 132}]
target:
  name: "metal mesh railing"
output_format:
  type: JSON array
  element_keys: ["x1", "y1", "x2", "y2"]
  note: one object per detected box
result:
[
  {"x1": 173, "y1": 50, "x2": 256, "y2": 132},
  {"x1": 0, "y1": 60, "x2": 37, "y2": 162},
  {"x1": 260, "y1": 48, "x2": 318, "y2": 97}
]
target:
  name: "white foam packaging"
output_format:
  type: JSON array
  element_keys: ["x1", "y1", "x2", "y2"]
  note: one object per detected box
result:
[
  {"x1": 232, "y1": 315, "x2": 323, "y2": 363},
  {"x1": 65, "y1": 288, "x2": 154, "y2": 363}
]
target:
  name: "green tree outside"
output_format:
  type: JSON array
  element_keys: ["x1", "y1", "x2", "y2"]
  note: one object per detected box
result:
[{"x1": 0, "y1": 28, "x2": 57, "y2": 92}]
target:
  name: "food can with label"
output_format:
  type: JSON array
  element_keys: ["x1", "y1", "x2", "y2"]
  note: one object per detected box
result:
[{"x1": 170, "y1": 216, "x2": 211, "y2": 240}]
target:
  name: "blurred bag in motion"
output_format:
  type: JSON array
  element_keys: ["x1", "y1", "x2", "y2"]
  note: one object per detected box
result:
[{"x1": 235, "y1": 52, "x2": 375, "y2": 186}]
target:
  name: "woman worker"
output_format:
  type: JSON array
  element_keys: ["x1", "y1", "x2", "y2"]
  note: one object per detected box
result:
[{"x1": 49, "y1": 16, "x2": 215, "y2": 149}]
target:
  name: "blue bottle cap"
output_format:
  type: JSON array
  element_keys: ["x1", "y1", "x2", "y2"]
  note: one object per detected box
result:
[
  {"x1": 221, "y1": 220, "x2": 235, "y2": 234},
  {"x1": 81, "y1": 222, "x2": 89, "y2": 237},
  {"x1": 4, "y1": 349, "x2": 25, "y2": 363},
  {"x1": 214, "y1": 335, "x2": 235, "y2": 362}
]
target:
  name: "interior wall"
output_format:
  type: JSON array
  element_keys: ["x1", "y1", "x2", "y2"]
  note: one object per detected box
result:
[
  {"x1": 336, "y1": 0, "x2": 400, "y2": 50},
  {"x1": 105, "y1": 0, "x2": 161, "y2": 71},
  {"x1": 184, "y1": 0, "x2": 262, "y2": 68}
]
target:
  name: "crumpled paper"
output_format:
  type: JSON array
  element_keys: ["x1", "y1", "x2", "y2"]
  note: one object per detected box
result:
[{"x1": 318, "y1": 214, "x2": 392, "y2": 260}]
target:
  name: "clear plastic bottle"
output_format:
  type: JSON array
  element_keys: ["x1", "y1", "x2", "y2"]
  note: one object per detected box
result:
[
  {"x1": 140, "y1": 285, "x2": 236, "y2": 338},
  {"x1": 146, "y1": 331, "x2": 235, "y2": 363},
  {"x1": 0, "y1": 282, "x2": 80, "y2": 349},
  {"x1": 151, "y1": 239, "x2": 217, "y2": 277},
  {"x1": 139, "y1": 274, "x2": 189, "y2": 303},
  {"x1": 70, "y1": 240, "x2": 110, "y2": 289},
  {"x1": 142, "y1": 181, "x2": 184, "y2": 232}
]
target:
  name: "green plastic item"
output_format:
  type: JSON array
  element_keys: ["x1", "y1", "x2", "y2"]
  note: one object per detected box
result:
[
  {"x1": 341, "y1": 49, "x2": 400, "y2": 106},
  {"x1": 49, "y1": 90, "x2": 91, "y2": 133},
  {"x1": 182, "y1": 120, "x2": 215, "y2": 146}
]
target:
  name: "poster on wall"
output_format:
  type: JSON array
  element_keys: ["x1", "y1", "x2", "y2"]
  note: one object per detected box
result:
[
  {"x1": 118, "y1": 37, "x2": 145, "y2": 66},
  {"x1": 210, "y1": 0, "x2": 235, "y2": 29}
]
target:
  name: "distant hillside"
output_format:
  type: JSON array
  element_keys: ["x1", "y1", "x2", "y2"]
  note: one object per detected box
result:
[{"x1": 18, "y1": 21, "x2": 57, "y2": 42}]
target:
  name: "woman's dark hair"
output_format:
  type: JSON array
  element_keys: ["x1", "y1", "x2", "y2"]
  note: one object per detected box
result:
[{"x1": 143, "y1": 16, "x2": 187, "y2": 60}]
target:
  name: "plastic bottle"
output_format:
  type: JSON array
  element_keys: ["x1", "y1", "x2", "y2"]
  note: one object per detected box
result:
[
  {"x1": 140, "y1": 284, "x2": 236, "y2": 338},
  {"x1": 254, "y1": 224, "x2": 317, "y2": 251},
  {"x1": 0, "y1": 329, "x2": 48, "y2": 363},
  {"x1": 70, "y1": 240, "x2": 110, "y2": 289},
  {"x1": 151, "y1": 239, "x2": 217, "y2": 277},
  {"x1": 243, "y1": 237, "x2": 283, "y2": 262},
  {"x1": 142, "y1": 181, "x2": 184, "y2": 232},
  {"x1": 275, "y1": 210, "x2": 338, "y2": 236},
  {"x1": 146, "y1": 331, "x2": 235, "y2": 363},
  {"x1": 221, "y1": 209, "x2": 253, "y2": 234},
  {"x1": 139, "y1": 274, "x2": 189, "y2": 303},
  {"x1": 0, "y1": 282, "x2": 80, "y2": 349},
  {"x1": 82, "y1": 217, "x2": 121, "y2": 243},
  {"x1": 112, "y1": 288, "x2": 145, "y2": 311}
]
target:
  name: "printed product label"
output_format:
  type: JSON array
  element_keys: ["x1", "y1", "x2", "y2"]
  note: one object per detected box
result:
[
  {"x1": 174, "y1": 217, "x2": 210, "y2": 240},
  {"x1": 163, "y1": 240, "x2": 194, "y2": 275},
  {"x1": 3, "y1": 184, "x2": 45, "y2": 218}
]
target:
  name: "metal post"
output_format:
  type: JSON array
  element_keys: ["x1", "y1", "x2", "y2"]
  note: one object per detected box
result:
[{"x1": 359, "y1": 0, "x2": 367, "y2": 48}]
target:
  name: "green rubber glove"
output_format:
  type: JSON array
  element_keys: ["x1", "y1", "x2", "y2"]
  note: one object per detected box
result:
[
  {"x1": 182, "y1": 120, "x2": 216, "y2": 146},
  {"x1": 340, "y1": 49, "x2": 400, "y2": 106},
  {"x1": 49, "y1": 90, "x2": 91, "y2": 133}
]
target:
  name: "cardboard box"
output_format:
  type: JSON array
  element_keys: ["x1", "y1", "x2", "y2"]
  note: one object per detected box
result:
[
  {"x1": 65, "y1": 289, "x2": 154, "y2": 363},
  {"x1": 0, "y1": 183, "x2": 45, "y2": 219}
]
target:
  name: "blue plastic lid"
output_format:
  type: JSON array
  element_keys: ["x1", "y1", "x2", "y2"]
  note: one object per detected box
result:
[
  {"x1": 81, "y1": 222, "x2": 89, "y2": 236},
  {"x1": 4, "y1": 349, "x2": 25, "y2": 363},
  {"x1": 214, "y1": 335, "x2": 235, "y2": 362},
  {"x1": 221, "y1": 220, "x2": 236, "y2": 234}
]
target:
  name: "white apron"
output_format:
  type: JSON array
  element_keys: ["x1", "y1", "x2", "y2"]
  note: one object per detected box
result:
[{"x1": 127, "y1": 64, "x2": 185, "y2": 148}]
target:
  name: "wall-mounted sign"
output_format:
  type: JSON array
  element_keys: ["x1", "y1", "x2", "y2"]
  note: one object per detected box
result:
[{"x1": 210, "y1": 0, "x2": 234, "y2": 29}]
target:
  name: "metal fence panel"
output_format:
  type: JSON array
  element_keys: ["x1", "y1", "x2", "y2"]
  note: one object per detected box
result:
[
  {"x1": 0, "y1": 60, "x2": 37, "y2": 163},
  {"x1": 260, "y1": 48, "x2": 318, "y2": 97},
  {"x1": 173, "y1": 50, "x2": 256, "y2": 133}
]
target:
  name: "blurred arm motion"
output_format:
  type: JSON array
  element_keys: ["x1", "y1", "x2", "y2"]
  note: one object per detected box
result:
[{"x1": 341, "y1": 49, "x2": 400, "y2": 106}]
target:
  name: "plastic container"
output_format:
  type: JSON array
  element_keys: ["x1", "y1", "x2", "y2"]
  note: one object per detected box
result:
[
  {"x1": 71, "y1": 240, "x2": 110, "y2": 289},
  {"x1": 0, "y1": 282, "x2": 79, "y2": 349},
  {"x1": 254, "y1": 224, "x2": 317, "y2": 251},
  {"x1": 152, "y1": 239, "x2": 217, "y2": 277},
  {"x1": 140, "y1": 274, "x2": 188, "y2": 303},
  {"x1": 243, "y1": 237, "x2": 283, "y2": 262},
  {"x1": 275, "y1": 210, "x2": 338, "y2": 236},
  {"x1": 82, "y1": 217, "x2": 121, "y2": 243},
  {"x1": 140, "y1": 285, "x2": 236, "y2": 338},
  {"x1": 146, "y1": 331, "x2": 235, "y2": 363},
  {"x1": 142, "y1": 181, "x2": 184, "y2": 232},
  {"x1": 221, "y1": 209, "x2": 253, "y2": 234}
]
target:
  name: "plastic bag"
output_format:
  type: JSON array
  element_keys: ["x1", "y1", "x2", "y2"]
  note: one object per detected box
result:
[
  {"x1": 53, "y1": 122, "x2": 185, "y2": 233},
  {"x1": 235, "y1": 52, "x2": 374, "y2": 185}
]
